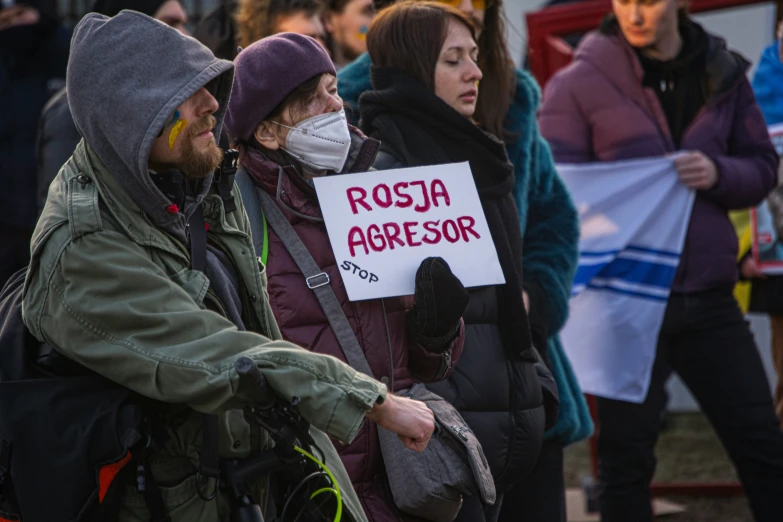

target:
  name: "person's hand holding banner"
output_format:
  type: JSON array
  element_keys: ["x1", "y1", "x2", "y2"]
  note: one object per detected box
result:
[
  {"x1": 406, "y1": 257, "x2": 469, "y2": 352},
  {"x1": 674, "y1": 151, "x2": 719, "y2": 190},
  {"x1": 313, "y1": 162, "x2": 504, "y2": 301}
]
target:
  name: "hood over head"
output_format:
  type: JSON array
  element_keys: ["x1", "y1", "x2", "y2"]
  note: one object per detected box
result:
[{"x1": 67, "y1": 11, "x2": 234, "y2": 233}]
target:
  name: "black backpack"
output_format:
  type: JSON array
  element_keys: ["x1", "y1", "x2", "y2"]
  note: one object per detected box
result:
[
  {"x1": 0, "y1": 268, "x2": 166, "y2": 522},
  {"x1": 0, "y1": 151, "x2": 250, "y2": 522}
]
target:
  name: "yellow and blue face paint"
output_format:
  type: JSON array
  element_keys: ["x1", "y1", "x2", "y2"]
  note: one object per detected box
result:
[
  {"x1": 356, "y1": 25, "x2": 368, "y2": 41},
  {"x1": 166, "y1": 110, "x2": 188, "y2": 150}
]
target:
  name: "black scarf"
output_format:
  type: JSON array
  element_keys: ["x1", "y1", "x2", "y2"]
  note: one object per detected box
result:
[
  {"x1": 359, "y1": 66, "x2": 533, "y2": 359},
  {"x1": 634, "y1": 19, "x2": 709, "y2": 148}
]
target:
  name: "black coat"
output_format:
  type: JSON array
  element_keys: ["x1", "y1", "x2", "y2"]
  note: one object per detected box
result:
[
  {"x1": 373, "y1": 148, "x2": 547, "y2": 493},
  {"x1": 37, "y1": 88, "x2": 81, "y2": 211},
  {"x1": 0, "y1": 22, "x2": 70, "y2": 229}
]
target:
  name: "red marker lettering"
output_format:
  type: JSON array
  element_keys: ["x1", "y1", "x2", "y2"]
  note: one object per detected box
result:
[
  {"x1": 403, "y1": 221, "x2": 422, "y2": 247},
  {"x1": 382, "y1": 222, "x2": 405, "y2": 249},
  {"x1": 347, "y1": 187, "x2": 372, "y2": 215},
  {"x1": 410, "y1": 180, "x2": 431, "y2": 213},
  {"x1": 457, "y1": 216, "x2": 480, "y2": 241},
  {"x1": 348, "y1": 226, "x2": 369, "y2": 256},
  {"x1": 393, "y1": 182, "x2": 413, "y2": 208},
  {"x1": 372, "y1": 184, "x2": 393, "y2": 208},
  {"x1": 422, "y1": 220, "x2": 442, "y2": 244},
  {"x1": 431, "y1": 179, "x2": 451, "y2": 208},
  {"x1": 367, "y1": 224, "x2": 387, "y2": 252},
  {"x1": 442, "y1": 220, "x2": 460, "y2": 243}
]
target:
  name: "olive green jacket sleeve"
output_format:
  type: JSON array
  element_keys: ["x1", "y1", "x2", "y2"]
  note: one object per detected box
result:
[{"x1": 22, "y1": 222, "x2": 385, "y2": 444}]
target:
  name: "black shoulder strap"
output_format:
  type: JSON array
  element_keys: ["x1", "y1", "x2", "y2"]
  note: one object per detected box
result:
[
  {"x1": 187, "y1": 203, "x2": 207, "y2": 273},
  {"x1": 215, "y1": 149, "x2": 239, "y2": 213},
  {"x1": 234, "y1": 167, "x2": 267, "y2": 265}
]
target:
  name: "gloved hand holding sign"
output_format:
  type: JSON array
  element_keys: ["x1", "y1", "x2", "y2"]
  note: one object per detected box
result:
[{"x1": 406, "y1": 257, "x2": 469, "y2": 353}]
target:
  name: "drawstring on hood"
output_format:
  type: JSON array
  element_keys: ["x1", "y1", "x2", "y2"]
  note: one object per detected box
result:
[
  {"x1": 66, "y1": 11, "x2": 234, "y2": 243},
  {"x1": 633, "y1": 19, "x2": 708, "y2": 148}
]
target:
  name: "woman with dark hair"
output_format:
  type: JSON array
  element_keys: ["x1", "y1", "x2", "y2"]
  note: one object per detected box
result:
[
  {"x1": 224, "y1": 32, "x2": 467, "y2": 522},
  {"x1": 344, "y1": 1, "x2": 592, "y2": 521},
  {"x1": 539, "y1": 1, "x2": 783, "y2": 521},
  {"x1": 359, "y1": 2, "x2": 572, "y2": 520}
]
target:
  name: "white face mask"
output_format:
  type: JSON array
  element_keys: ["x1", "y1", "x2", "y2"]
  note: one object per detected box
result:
[{"x1": 271, "y1": 109, "x2": 352, "y2": 172}]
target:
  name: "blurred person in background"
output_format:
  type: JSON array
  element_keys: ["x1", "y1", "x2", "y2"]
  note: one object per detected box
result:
[
  {"x1": 0, "y1": 0, "x2": 69, "y2": 288},
  {"x1": 92, "y1": 0, "x2": 189, "y2": 33},
  {"x1": 194, "y1": 0, "x2": 237, "y2": 59},
  {"x1": 341, "y1": 1, "x2": 592, "y2": 521},
  {"x1": 36, "y1": 0, "x2": 189, "y2": 213},
  {"x1": 323, "y1": 0, "x2": 374, "y2": 69},
  {"x1": 234, "y1": 0, "x2": 326, "y2": 50},
  {"x1": 736, "y1": 19, "x2": 783, "y2": 427},
  {"x1": 539, "y1": 1, "x2": 783, "y2": 521}
]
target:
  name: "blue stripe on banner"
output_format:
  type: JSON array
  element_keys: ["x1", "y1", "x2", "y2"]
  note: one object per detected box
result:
[
  {"x1": 574, "y1": 258, "x2": 676, "y2": 290},
  {"x1": 579, "y1": 245, "x2": 679, "y2": 259},
  {"x1": 585, "y1": 282, "x2": 669, "y2": 302},
  {"x1": 579, "y1": 249, "x2": 620, "y2": 258},
  {"x1": 573, "y1": 264, "x2": 605, "y2": 288},
  {"x1": 624, "y1": 245, "x2": 679, "y2": 259}
]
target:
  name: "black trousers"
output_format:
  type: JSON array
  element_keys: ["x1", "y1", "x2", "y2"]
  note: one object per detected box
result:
[
  {"x1": 597, "y1": 288, "x2": 783, "y2": 522},
  {"x1": 497, "y1": 439, "x2": 566, "y2": 522}
]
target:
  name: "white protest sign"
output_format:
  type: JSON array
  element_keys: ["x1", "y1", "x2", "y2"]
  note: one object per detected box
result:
[{"x1": 313, "y1": 162, "x2": 505, "y2": 301}]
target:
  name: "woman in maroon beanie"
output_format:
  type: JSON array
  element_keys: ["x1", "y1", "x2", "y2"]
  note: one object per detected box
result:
[{"x1": 224, "y1": 32, "x2": 468, "y2": 522}]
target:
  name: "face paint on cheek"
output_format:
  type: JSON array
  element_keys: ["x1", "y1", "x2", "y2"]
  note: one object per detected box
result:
[
  {"x1": 168, "y1": 118, "x2": 188, "y2": 150},
  {"x1": 355, "y1": 25, "x2": 368, "y2": 40}
]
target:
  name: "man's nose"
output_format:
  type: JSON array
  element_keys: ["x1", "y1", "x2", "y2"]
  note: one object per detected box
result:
[{"x1": 196, "y1": 87, "x2": 219, "y2": 117}]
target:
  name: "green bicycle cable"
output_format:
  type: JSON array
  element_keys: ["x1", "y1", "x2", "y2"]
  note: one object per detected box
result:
[{"x1": 294, "y1": 446, "x2": 342, "y2": 522}]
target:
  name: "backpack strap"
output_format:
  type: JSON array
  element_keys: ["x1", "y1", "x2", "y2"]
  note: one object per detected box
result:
[
  {"x1": 196, "y1": 414, "x2": 220, "y2": 501},
  {"x1": 215, "y1": 149, "x2": 239, "y2": 214},
  {"x1": 255, "y1": 189, "x2": 374, "y2": 378},
  {"x1": 235, "y1": 168, "x2": 269, "y2": 266}
]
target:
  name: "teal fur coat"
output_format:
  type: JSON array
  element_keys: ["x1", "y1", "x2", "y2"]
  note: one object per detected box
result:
[{"x1": 338, "y1": 54, "x2": 593, "y2": 445}]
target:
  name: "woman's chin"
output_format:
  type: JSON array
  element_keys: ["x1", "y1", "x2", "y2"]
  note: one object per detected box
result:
[{"x1": 453, "y1": 102, "x2": 477, "y2": 119}]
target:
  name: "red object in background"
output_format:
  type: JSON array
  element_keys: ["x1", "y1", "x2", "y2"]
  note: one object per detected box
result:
[
  {"x1": 526, "y1": 0, "x2": 772, "y2": 87},
  {"x1": 525, "y1": 0, "x2": 772, "y2": 501}
]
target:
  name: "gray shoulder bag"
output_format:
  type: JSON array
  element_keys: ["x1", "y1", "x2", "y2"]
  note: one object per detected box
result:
[{"x1": 255, "y1": 186, "x2": 496, "y2": 522}]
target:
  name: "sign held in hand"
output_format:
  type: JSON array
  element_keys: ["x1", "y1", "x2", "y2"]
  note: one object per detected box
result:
[{"x1": 313, "y1": 162, "x2": 505, "y2": 301}]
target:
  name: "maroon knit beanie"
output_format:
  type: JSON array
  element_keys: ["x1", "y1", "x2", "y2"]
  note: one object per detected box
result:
[{"x1": 225, "y1": 32, "x2": 336, "y2": 143}]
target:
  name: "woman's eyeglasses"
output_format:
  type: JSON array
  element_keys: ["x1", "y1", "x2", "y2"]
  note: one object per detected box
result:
[{"x1": 435, "y1": 0, "x2": 494, "y2": 10}]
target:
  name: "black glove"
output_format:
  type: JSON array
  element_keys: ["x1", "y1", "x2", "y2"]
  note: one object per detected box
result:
[{"x1": 406, "y1": 257, "x2": 470, "y2": 353}]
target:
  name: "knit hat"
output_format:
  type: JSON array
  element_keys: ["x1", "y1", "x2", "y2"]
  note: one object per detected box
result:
[{"x1": 225, "y1": 32, "x2": 336, "y2": 143}]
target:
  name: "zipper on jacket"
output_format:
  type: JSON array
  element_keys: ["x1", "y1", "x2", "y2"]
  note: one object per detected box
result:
[
  {"x1": 436, "y1": 350, "x2": 452, "y2": 381},
  {"x1": 204, "y1": 291, "x2": 229, "y2": 318}
]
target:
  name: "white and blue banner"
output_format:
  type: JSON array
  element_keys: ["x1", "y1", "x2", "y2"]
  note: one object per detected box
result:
[{"x1": 558, "y1": 157, "x2": 696, "y2": 403}]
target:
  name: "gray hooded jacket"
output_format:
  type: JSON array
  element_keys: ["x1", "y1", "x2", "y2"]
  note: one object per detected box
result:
[
  {"x1": 68, "y1": 10, "x2": 248, "y2": 325},
  {"x1": 67, "y1": 10, "x2": 233, "y2": 234}
]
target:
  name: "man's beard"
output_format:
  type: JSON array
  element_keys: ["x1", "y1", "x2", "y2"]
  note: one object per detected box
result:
[{"x1": 179, "y1": 115, "x2": 223, "y2": 179}]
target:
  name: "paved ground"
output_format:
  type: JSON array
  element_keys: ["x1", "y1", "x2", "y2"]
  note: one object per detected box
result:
[{"x1": 564, "y1": 413, "x2": 754, "y2": 521}]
